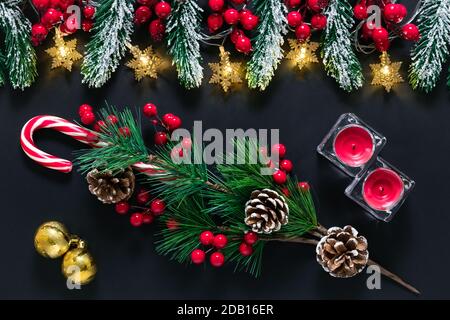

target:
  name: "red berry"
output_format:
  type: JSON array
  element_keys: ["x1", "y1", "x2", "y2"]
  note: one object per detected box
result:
[
  {"x1": 107, "y1": 114, "x2": 118, "y2": 125},
  {"x1": 239, "y1": 242, "x2": 253, "y2": 256},
  {"x1": 58, "y1": 0, "x2": 74, "y2": 11},
  {"x1": 241, "y1": 14, "x2": 259, "y2": 31},
  {"x1": 372, "y1": 27, "x2": 389, "y2": 43},
  {"x1": 137, "y1": 190, "x2": 150, "y2": 204},
  {"x1": 134, "y1": 6, "x2": 152, "y2": 24},
  {"x1": 213, "y1": 234, "x2": 228, "y2": 249},
  {"x1": 81, "y1": 111, "x2": 96, "y2": 125},
  {"x1": 82, "y1": 19, "x2": 94, "y2": 32},
  {"x1": 154, "y1": 131, "x2": 168, "y2": 145},
  {"x1": 311, "y1": 14, "x2": 327, "y2": 30},
  {"x1": 83, "y1": 5, "x2": 96, "y2": 19},
  {"x1": 41, "y1": 8, "x2": 62, "y2": 26},
  {"x1": 162, "y1": 113, "x2": 182, "y2": 131},
  {"x1": 375, "y1": 39, "x2": 390, "y2": 52},
  {"x1": 401, "y1": 23, "x2": 420, "y2": 41},
  {"x1": 181, "y1": 137, "x2": 192, "y2": 150},
  {"x1": 281, "y1": 187, "x2": 290, "y2": 197},
  {"x1": 384, "y1": 4, "x2": 406, "y2": 24},
  {"x1": 149, "y1": 19, "x2": 166, "y2": 42},
  {"x1": 235, "y1": 35, "x2": 252, "y2": 54},
  {"x1": 130, "y1": 213, "x2": 144, "y2": 227},
  {"x1": 287, "y1": 11, "x2": 302, "y2": 27},
  {"x1": 191, "y1": 249, "x2": 206, "y2": 264},
  {"x1": 166, "y1": 218, "x2": 179, "y2": 230},
  {"x1": 119, "y1": 127, "x2": 131, "y2": 137},
  {"x1": 280, "y1": 159, "x2": 293, "y2": 172},
  {"x1": 49, "y1": 0, "x2": 60, "y2": 8},
  {"x1": 32, "y1": 0, "x2": 50, "y2": 10},
  {"x1": 239, "y1": 9, "x2": 252, "y2": 20},
  {"x1": 208, "y1": 0, "x2": 224, "y2": 12},
  {"x1": 94, "y1": 120, "x2": 106, "y2": 132},
  {"x1": 209, "y1": 252, "x2": 225, "y2": 267},
  {"x1": 143, "y1": 103, "x2": 158, "y2": 117},
  {"x1": 223, "y1": 9, "x2": 239, "y2": 25},
  {"x1": 230, "y1": 28, "x2": 244, "y2": 44},
  {"x1": 31, "y1": 24, "x2": 48, "y2": 42},
  {"x1": 138, "y1": 0, "x2": 156, "y2": 5},
  {"x1": 142, "y1": 213, "x2": 154, "y2": 224},
  {"x1": 150, "y1": 199, "x2": 165, "y2": 215},
  {"x1": 244, "y1": 231, "x2": 258, "y2": 245},
  {"x1": 295, "y1": 23, "x2": 311, "y2": 41},
  {"x1": 207, "y1": 13, "x2": 223, "y2": 33},
  {"x1": 353, "y1": 4, "x2": 367, "y2": 20},
  {"x1": 199, "y1": 230, "x2": 215, "y2": 245},
  {"x1": 362, "y1": 20, "x2": 376, "y2": 39},
  {"x1": 231, "y1": 0, "x2": 246, "y2": 4},
  {"x1": 286, "y1": 0, "x2": 301, "y2": 7},
  {"x1": 115, "y1": 201, "x2": 130, "y2": 215},
  {"x1": 298, "y1": 181, "x2": 310, "y2": 191},
  {"x1": 155, "y1": 1, "x2": 171, "y2": 19},
  {"x1": 273, "y1": 169, "x2": 287, "y2": 185},
  {"x1": 307, "y1": 0, "x2": 322, "y2": 12},
  {"x1": 271, "y1": 143, "x2": 286, "y2": 159}
]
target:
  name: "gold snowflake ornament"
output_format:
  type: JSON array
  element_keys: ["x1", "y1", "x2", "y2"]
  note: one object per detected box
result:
[
  {"x1": 370, "y1": 52, "x2": 403, "y2": 92},
  {"x1": 126, "y1": 45, "x2": 162, "y2": 81},
  {"x1": 45, "y1": 29, "x2": 82, "y2": 71},
  {"x1": 209, "y1": 46, "x2": 242, "y2": 92},
  {"x1": 286, "y1": 39, "x2": 319, "y2": 71}
]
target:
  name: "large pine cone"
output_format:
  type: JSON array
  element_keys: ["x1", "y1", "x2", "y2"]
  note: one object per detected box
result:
[
  {"x1": 86, "y1": 168, "x2": 135, "y2": 204},
  {"x1": 316, "y1": 226, "x2": 369, "y2": 278},
  {"x1": 244, "y1": 189, "x2": 289, "y2": 234}
]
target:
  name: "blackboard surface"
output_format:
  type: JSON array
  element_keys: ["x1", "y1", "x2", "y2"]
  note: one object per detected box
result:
[{"x1": 1, "y1": 4, "x2": 449, "y2": 299}]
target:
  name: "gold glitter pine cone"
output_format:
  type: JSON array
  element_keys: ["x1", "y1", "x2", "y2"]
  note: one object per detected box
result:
[
  {"x1": 86, "y1": 168, "x2": 135, "y2": 204},
  {"x1": 316, "y1": 225, "x2": 369, "y2": 278},
  {"x1": 244, "y1": 189, "x2": 289, "y2": 234}
]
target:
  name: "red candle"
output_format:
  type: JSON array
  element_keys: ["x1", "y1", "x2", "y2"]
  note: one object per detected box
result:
[
  {"x1": 333, "y1": 125, "x2": 374, "y2": 167},
  {"x1": 363, "y1": 168, "x2": 404, "y2": 211}
]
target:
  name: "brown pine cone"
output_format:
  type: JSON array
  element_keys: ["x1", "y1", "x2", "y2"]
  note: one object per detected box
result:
[
  {"x1": 316, "y1": 225, "x2": 369, "y2": 278},
  {"x1": 86, "y1": 168, "x2": 135, "y2": 204},
  {"x1": 244, "y1": 189, "x2": 289, "y2": 234}
]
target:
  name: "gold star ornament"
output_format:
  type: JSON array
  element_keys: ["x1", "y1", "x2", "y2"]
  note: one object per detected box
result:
[
  {"x1": 370, "y1": 52, "x2": 403, "y2": 92},
  {"x1": 209, "y1": 46, "x2": 242, "y2": 92},
  {"x1": 45, "y1": 29, "x2": 82, "y2": 71},
  {"x1": 286, "y1": 39, "x2": 319, "y2": 71},
  {"x1": 126, "y1": 45, "x2": 162, "y2": 81}
]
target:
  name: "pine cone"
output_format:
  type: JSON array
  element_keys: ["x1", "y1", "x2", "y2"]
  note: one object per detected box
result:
[
  {"x1": 244, "y1": 189, "x2": 289, "y2": 234},
  {"x1": 316, "y1": 226, "x2": 369, "y2": 278},
  {"x1": 86, "y1": 168, "x2": 135, "y2": 204}
]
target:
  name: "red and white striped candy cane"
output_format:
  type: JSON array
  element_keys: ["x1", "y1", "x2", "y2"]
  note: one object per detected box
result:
[{"x1": 21, "y1": 115, "x2": 161, "y2": 174}]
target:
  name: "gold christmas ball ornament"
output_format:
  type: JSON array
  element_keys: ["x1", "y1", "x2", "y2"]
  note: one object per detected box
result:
[
  {"x1": 62, "y1": 248, "x2": 97, "y2": 285},
  {"x1": 34, "y1": 221, "x2": 71, "y2": 258}
]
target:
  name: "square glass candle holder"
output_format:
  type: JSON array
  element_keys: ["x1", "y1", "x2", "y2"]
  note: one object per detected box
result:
[
  {"x1": 345, "y1": 157, "x2": 415, "y2": 222},
  {"x1": 317, "y1": 113, "x2": 387, "y2": 177}
]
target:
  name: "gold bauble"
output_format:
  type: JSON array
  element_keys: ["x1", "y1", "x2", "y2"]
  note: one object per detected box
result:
[
  {"x1": 62, "y1": 248, "x2": 97, "y2": 285},
  {"x1": 34, "y1": 221, "x2": 70, "y2": 258}
]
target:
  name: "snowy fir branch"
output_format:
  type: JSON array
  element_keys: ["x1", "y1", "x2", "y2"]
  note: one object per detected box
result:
[
  {"x1": 246, "y1": 0, "x2": 288, "y2": 91},
  {"x1": 0, "y1": 0, "x2": 37, "y2": 90},
  {"x1": 81, "y1": 0, "x2": 135, "y2": 88},
  {"x1": 321, "y1": 0, "x2": 363, "y2": 92},
  {"x1": 409, "y1": 0, "x2": 450, "y2": 92},
  {"x1": 166, "y1": 0, "x2": 204, "y2": 89}
]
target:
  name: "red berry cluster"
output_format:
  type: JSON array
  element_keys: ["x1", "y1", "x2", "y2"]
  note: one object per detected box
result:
[
  {"x1": 142, "y1": 103, "x2": 183, "y2": 146},
  {"x1": 239, "y1": 231, "x2": 258, "y2": 256},
  {"x1": 286, "y1": 0, "x2": 329, "y2": 42},
  {"x1": 207, "y1": 0, "x2": 257, "y2": 54},
  {"x1": 191, "y1": 231, "x2": 228, "y2": 267},
  {"x1": 355, "y1": 1, "x2": 420, "y2": 52},
  {"x1": 133, "y1": 0, "x2": 171, "y2": 42},
  {"x1": 115, "y1": 189, "x2": 166, "y2": 227},
  {"x1": 31, "y1": 0, "x2": 96, "y2": 46},
  {"x1": 78, "y1": 103, "x2": 131, "y2": 137}
]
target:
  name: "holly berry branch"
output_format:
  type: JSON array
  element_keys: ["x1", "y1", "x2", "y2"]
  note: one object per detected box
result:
[{"x1": 70, "y1": 103, "x2": 419, "y2": 293}]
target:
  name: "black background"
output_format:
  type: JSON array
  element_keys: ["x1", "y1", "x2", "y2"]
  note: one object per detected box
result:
[{"x1": 1, "y1": 0, "x2": 449, "y2": 300}]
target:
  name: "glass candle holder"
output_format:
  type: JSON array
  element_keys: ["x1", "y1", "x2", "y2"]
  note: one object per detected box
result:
[
  {"x1": 317, "y1": 113, "x2": 386, "y2": 177},
  {"x1": 345, "y1": 157, "x2": 415, "y2": 222}
]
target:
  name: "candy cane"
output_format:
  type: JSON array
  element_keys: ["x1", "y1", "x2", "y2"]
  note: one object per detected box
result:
[{"x1": 21, "y1": 115, "x2": 161, "y2": 174}]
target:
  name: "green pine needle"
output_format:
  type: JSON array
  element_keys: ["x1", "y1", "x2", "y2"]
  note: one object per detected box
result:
[
  {"x1": 81, "y1": 0, "x2": 135, "y2": 88},
  {"x1": 166, "y1": 0, "x2": 203, "y2": 89},
  {"x1": 0, "y1": 0, "x2": 37, "y2": 90},
  {"x1": 223, "y1": 241, "x2": 265, "y2": 278},
  {"x1": 321, "y1": 0, "x2": 363, "y2": 92},
  {"x1": 74, "y1": 106, "x2": 149, "y2": 174},
  {"x1": 0, "y1": 51, "x2": 5, "y2": 87}
]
